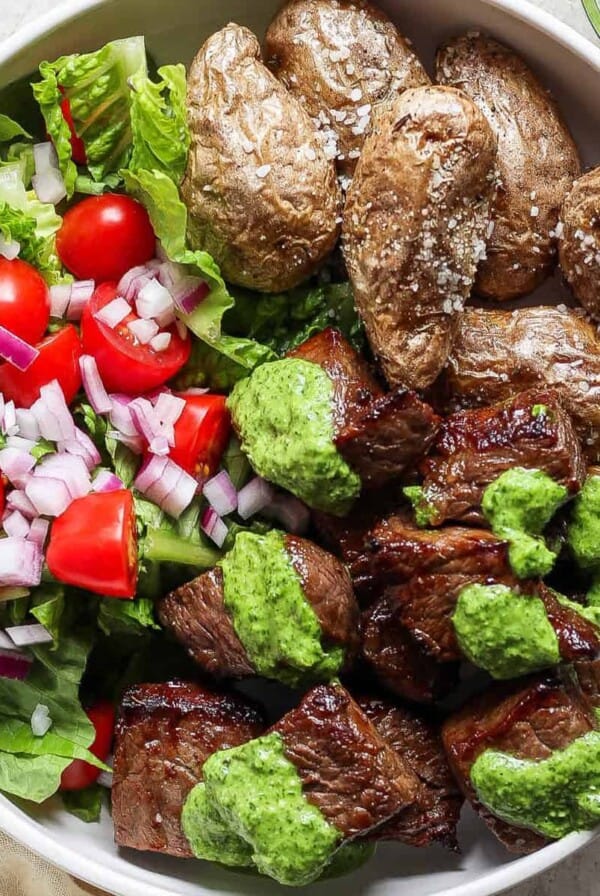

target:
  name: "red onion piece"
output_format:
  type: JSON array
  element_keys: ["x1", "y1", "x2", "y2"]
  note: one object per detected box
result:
[
  {"x1": 94, "y1": 296, "x2": 131, "y2": 329},
  {"x1": 0, "y1": 647, "x2": 33, "y2": 680},
  {"x1": 203, "y1": 471, "x2": 238, "y2": 517},
  {"x1": 144, "y1": 456, "x2": 183, "y2": 506},
  {"x1": 161, "y1": 468, "x2": 198, "y2": 519},
  {"x1": 0, "y1": 448, "x2": 36, "y2": 486},
  {"x1": 92, "y1": 470, "x2": 124, "y2": 493},
  {"x1": 148, "y1": 435, "x2": 170, "y2": 457},
  {"x1": 31, "y1": 702, "x2": 52, "y2": 737},
  {"x1": 201, "y1": 507, "x2": 228, "y2": 548},
  {"x1": 262, "y1": 493, "x2": 310, "y2": 535},
  {"x1": 0, "y1": 238, "x2": 20, "y2": 261},
  {"x1": 154, "y1": 392, "x2": 185, "y2": 425},
  {"x1": 150, "y1": 333, "x2": 171, "y2": 353},
  {"x1": 14, "y1": 409, "x2": 40, "y2": 442},
  {"x1": 127, "y1": 318, "x2": 158, "y2": 345},
  {"x1": 6, "y1": 622, "x2": 52, "y2": 647},
  {"x1": 170, "y1": 276, "x2": 210, "y2": 314},
  {"x1": 157, "y1": 260, "x2": 187, "y2": 290},
  {"x1": 106, "y1": 430, "x2": 144, "y2": 454},
  {"x1": 32, "y1": 169, "x2": 66, "y2": 205},
  {"x1": 6, "y1": 435, "x2": 35, "y2": 452},
  {"x1": 117, "y1": 264, "x2": 153, "y2": 300},
  {"x1": 154, "y1": 306, "x2": 176, "y2": 328},
  {"x1": 58, "y1": 427, "x2": 102, "y2": 470},
  {"x1": 129, "y1": 397, "x2": 162, "y2": 443},
  {"x1": 135, "y1": 455, "x2": 196, "y2": 519},
  {"x1": 66, "y1": 280, "x2": 95, "y2": 321},
  {"x1": 0, "y1": 325, "x2": 39, "y2": 371},
  {"x1": 25, "y1": 477, "x2": 71, "y2": 517},
  {"x1": 34, "y1": 454, "x2": 91, "y2": 499},
  {"x1": 237, "y1": 476, "x2": 276, "y2": 520},
  {"x1": 33, "y1": 141, "x2": 58, "y2": 174},
  {"x1": 38, "y1": 379, "x2": 76, "y2": 440},
  {"x1": 7, "y1": 489, "x2": 37, "y2": 519},
  {"x1": 80, "y1": 354, "x2": 112, "y2": 415},
  {"x1": 0, "y1": 538, "x2": 43, "y2": 587},
  {"x1": 136, "y1": 279, "x2": 174, "y2": 321},
  {"x1": 2, "y1": 400, "x2": 17, "y2": 436},
  {"x1": 49, "y1": 284, "x2": 72, "y2": 318},
  {"x1": 27, "y1": 517, "x2": 49, "y2": 548},
  {"x1": 3, "y1": 510, "x2": 30, "y2": 539},
  {"x1": 134, "y1": 454, "x2": 168, "y2": 494}
]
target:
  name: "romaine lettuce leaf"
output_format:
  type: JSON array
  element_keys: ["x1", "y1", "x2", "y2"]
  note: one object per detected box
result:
[
  {"x1": 129, "y1": 64, "x2": 189, "y2": 183},
  {"x1": 0, "y1": 114, "x2": 31, "y2": 143},
  {"x1": 98, "y1": 595, "x2": 159, "y2": 637},
  {"x1": 62, "y1": 783, "x2": 104, "y2": 822}
]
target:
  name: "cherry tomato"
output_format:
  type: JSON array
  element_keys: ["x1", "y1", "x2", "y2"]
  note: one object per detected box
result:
[
  {"x1": 169, "y1": 393, "x2": 231, "y2": 480},
  {"x1": 0, "y1": 258, "x2": 50, "y2": 344},
  {"x1": 59, "y1": 92, "x2": 87, "y2": 166},
  {"x1": 0, "y1": 324, "x2": 82, "y2": 408},
  {"x1": 56, "y1": 194, "x2": 156, "y2": 283},
  {"x1": 47, "y1": 490, "x2": 138, "y2": 598},
  {"x1": 81, "y1": 283, "x2": 191, "y2": 394},
  {"x1": 60, "y1": 701, "x2": 115, "y2": 791}
]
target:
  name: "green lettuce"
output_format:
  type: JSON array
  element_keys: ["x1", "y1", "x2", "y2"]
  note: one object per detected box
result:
[
  {"x1": 62, "y1": 784, "x2": 104, "y2": 823},
  {"x1": 33, "y1": 37, "x2": 147, "y2": 192},
  {"x1": 129, "y1": 64, "x2": 189, "y2": 182},
  {"x1": 97, "y1": 595, "x2": 159, "y2": 637},
  {"x1": 0, "y1": 114, "x2": 31, "y2": 144}
]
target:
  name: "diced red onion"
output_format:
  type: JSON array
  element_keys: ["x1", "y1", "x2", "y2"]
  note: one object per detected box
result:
[
  {"x1": 6, "y1": 435, "x2": 35, "y2": 452},
  {"x1": 66, "y1": 280, "x2": 95, "y2": 321},
  {"x1": 49, "y1": 283, "x2": 72, "y2": 318},
  {"x1": 117, "y1": 264, "x2": 152, "y2": 300},
  {"x1": 108, "y1": 395, "x2": 138, "y2": 438},
  {"x1": 58, "y1": 426, "x2": 101, "y2": 470},
  {"x1": 14, "y1": 409, "x2": 40, "y2": 441},
  {"x1": 136, "y1": 279, "x2": 174, "y2": 320},
  {"x1": 161, "y1": 468, "x2": 198, "y2": 519},
  {"x1": 0, "y1": 448, "x2": 36, "y2": 486},
  {"x1": 27, "y1": 517, "x2": 49, "y2": 548},
  {"x1": 181, "y1": 387, "x2": 209, "y2": 396},
  {"x1": 237, "y1": 476, "x2": 276, "y2": 520},
  {"x1": 36, "y1": 380, "x2": 75, "y2": 440},
  {"x1": 0, "y1": 538, "x2": 43, "y2": 587},
  {"x1": 129, "y1": 397, "x2": 162, "y2": 443},
  {"x1": 263, "y1": 493, "x2": 310, "y2": 535},
  {"x1": 0, "y1": 647, "x2": 32, "y2": 680},
  {"x1": 34, "y1": 453, "x2": 91, "y2": 499},
  {"x1": 157, "y1": 260, "x2": 187, "y2": 290},
  {"x1": 154, "y1": 392, "x2": 185, "y2": 425},
  {"x1": 92, "y1": 470, "x2": 124, "y2": 493},
  {"x1": 149, "y1": 435, "x2": 170, "y2": 457},
  {"x1": 201, "y1": 507, "x2": 228, "y2": 548},
  {"x1": 33, "y1": 141, "x2": 58, "y2": 175},
  {"x1": 150, "y1": 333, "x2": 171, "y2": 352},
  {"x1": 6, "y1": 622, "x2": 52, "y2": 647},
  {"x1": 106, "y1": 429, "x2": 143, "y2": 454},
  {"x1": 0, "y1": 325, "x2": 39, "y2": 371},
  {"x1": 170, "y1": 276, "x2": 209, "y2": 314},
  {"x1": 127, "y1": 318, "x2": 158, "y2": 345},
  {"x1": 135, "y1": 455, "x2": 197, "y2": 519},
  {"x1": 3, "y1": 511, "x2": 30, "y2": 539},
  {"x1": 32, "y1": 169, "x2": 66, "y2": 205},
  {"x1": 7, "y1": 489, "x2": 37, "y2": 519},
  {"x1": 25, "y1": 477, "x2": 71, "y2": 517},
  {"x1": 203, "y1": 471, "x2": 238, "y2": 517},
  {"x1": 154, "y1": 306, "x2": 176, "y2": 328},
  {"x1": 0, "y1": 238, "x2": 20, "y2": 261},
  {"x1": 134, "y1": 454, "x2": 168, "y2": 494},
  {"x1": 80, "y1": 354, "x2": 112, "y2": 415},
  {"x1": 31, "y1": 702, "x2": 52, "y2": 737},
  {"x1": 94, "y1": 296, "x2": 131, "y2": 329},
  {"x1": 144, "y1": 456, "x2": 184, "y2": 506},
  {"x1": 2, "y1": 400, "x2": 17, "y2": 436}
]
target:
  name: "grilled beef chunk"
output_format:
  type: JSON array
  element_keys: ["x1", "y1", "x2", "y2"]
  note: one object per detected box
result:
[
  {"x1": 538, "y1": 585, "x2": 600, "y2": 661},
  {"x1": 416, "y1": 388, "x2": 585, "y2": 526},
  {"x1": 361, "y1": 595, "x2": 459, "y2": 702},
  {"x1": 442, "y1": 670, "x2": 597, "y2": 853},
  {"x1": 357, "y1": 695, "x2": 463, "y2": 850},
  {"x1": 273, "y1": 682, "x2": 420, "y2": 837},
  {"x1": 437, "y1": 307, "x2": 600, "y2": 462},
  {"x1": 112, "y1": 681, "x2": 264, "y2": 856},
  {"x1": 158, "y1": 535, "x2": 358, "y2": 679},
  {"x1": 575, "y1": 659, "x2": 600, "y2": 708},
  {"x1": 288, "y1": 328, "x2": 440, "y2": 486}
]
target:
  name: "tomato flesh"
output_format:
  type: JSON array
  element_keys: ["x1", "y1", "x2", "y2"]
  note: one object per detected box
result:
[
  {"x1": 0, "y1": 258, "x2": 50, "y2": 345},
  {"x1": 0, "y1": 324, "x2": 82, "y2": 408},
  {"x1": 59, "y1": 93, "x2": 87, "y2": 166},
  {"x1": 57, "y1": 194, "x2": 156, "y2": 283},
  {"x1": 46, "y1": 490, "x2": 138, "y2": 598},
  {"x1": 60, "y1": 701, "x2": 115, "y2": 791},
  {"x1": 169, "y1": 393, "x2": 231, "y2": 480},
  {"x1": 81, "y1": 283, "x2": 191, "y2": 394}
]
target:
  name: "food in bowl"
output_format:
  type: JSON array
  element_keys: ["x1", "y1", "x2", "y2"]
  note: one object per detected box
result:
[{"x1": 0, "y1": 0, "x2": 599, "y2": 887}]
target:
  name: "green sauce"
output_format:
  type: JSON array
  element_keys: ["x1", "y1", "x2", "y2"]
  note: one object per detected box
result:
[
  {"x1": 568, "y1": 474, "x2": 600, "y2": 570},
  {"x1": 181, "y1": 783, "x2": 253, "y2": 868},
  {"x1": 554, "y1": 591, "x2": 600, "y2": 629},
  {"x1": 402, "y1": 485, "x2": 436, "y2": 527},
  {"x1": 202, "y1": 732, "x2": 341, "y2": 885},
  {"x1": 471, "y1": 731, "x2": 600, "y2": 839},
  {"x1": 220, "y1": 530, "x2": 344, "y2": 686},
  {"x1": 453, "y1": 584, "x2": 560, "y2": 679},
  {"x1": 482, "y1": 468, "x2": 568, "y2": 578},
  {"x1": 227, "y1": 359, "x2": 361, "y2": 515}
]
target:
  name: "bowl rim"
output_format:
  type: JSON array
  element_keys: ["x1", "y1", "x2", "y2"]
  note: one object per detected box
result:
[{"x1": 0, "y1": 0, "x2": 600, "y2": 894}]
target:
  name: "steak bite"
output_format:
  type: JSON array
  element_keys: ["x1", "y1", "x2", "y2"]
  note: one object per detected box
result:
[
  {"x1": 357, "y1": 695, "x2": 463, "y2": 850},
  {"x1": 111, "y1": 681, "x2": 264, "y2": 857},
  {"x1": 410, "y1": 388, "x2": 585, "y2": 527},
  {"x1": 442, "y1": 670, "x2": 597, "y2": 853},
  {"x1": 159, "y1": 530, "x2": 359, "y2": 686}
]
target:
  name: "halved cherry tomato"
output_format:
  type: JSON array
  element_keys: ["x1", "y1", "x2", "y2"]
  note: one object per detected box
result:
[
  {"x1": 0, "y1": 324, "x2": 82, "y2": 408},
  {"x1": 169, "y1": 393, "x2": 231, "y2": 480},
  {"x1": 57, "y1": 194, "x2": 156, "y2": 283},
  {"x1": 81, "y1": 283, "x2": 191, "y2": 393},
  {"x1": 47, "y1": 490, "x2": 138, "y2": 598},
  {"x1": 60, "y1": 701, "x2": 115, "y2": 791},
  {"x1": 0, "y1": 258, "x2": 49, "y2": 344},
  {"x1": 59, "y1": 92, "x2": 87, "y2": 166}
]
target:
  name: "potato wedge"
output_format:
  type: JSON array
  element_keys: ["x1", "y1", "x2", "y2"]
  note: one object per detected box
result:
[
  {"x1": 343, "y1": 85, "x2": 497, "y2": 391},
  {"x1": 437, "y1": 33, "x2": 581, "y2": 301},
  {"x1": 182, "y1": 23, "x2": 342, "y2": 293},
  {"x1": 264, "y1": 0, "x2": 430, "y2": 176},
  {"x1": 559, "y1": 167, "x2": 600, "y2": 319}
]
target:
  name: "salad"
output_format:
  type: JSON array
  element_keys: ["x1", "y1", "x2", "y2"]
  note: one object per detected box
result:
[{"x1": 0, "y1": 1, "x2": 600, "y2": 888}]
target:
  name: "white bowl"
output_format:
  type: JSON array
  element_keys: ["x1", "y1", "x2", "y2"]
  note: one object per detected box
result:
[{"x1": 1, "y1": 0, "x2": 600, "y2": 894}]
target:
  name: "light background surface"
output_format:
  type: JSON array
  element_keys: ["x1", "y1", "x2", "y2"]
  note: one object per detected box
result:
[{"x1": 0, "y1": 0, "x2": 599, "y2": 893}]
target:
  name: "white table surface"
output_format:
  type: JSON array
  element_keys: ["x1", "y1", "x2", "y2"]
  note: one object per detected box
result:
[{"x1": 1, "y1": 0, "x2": 600, "y2": 894}]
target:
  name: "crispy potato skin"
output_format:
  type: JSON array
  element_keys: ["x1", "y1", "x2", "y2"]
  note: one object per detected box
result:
[
  {"x1": 182, "y1": 23, "x2": 342, "y2": 293},
  {"x1": 342, "y1": 85, "x2": 497, "y2": 391},
  {"x1": 441, "y1": 307, "x2": 600, "y2": 462},
  {"x1": 437, "y1": 33, "x2": 581, "y2": 301},
  {"x1": 559, "y1": 167, "x2": 600, "y2": 319},
  {"x1": 264, "y1": 0, "x2": 430, "y2": 175}
]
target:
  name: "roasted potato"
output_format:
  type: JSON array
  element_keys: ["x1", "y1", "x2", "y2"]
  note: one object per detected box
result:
[
  {"x1": 559, "y1": 167, "x2": 600, "y2": 319},
  {"x1": 439, "y1": 307, "x2": 600, "y2": 461},
  {"x1": 342, "y1": 85, "x2": 497, "y2": 391},
  {"x1": 182, "y1": 23, "x2": 342, "y2": 293},
  {"x1": 436, "y1": 33, "x2": 581, "y2": 301},
  {"x1": 264, "y1": 0, "x2": 430, "y2": 177}
]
